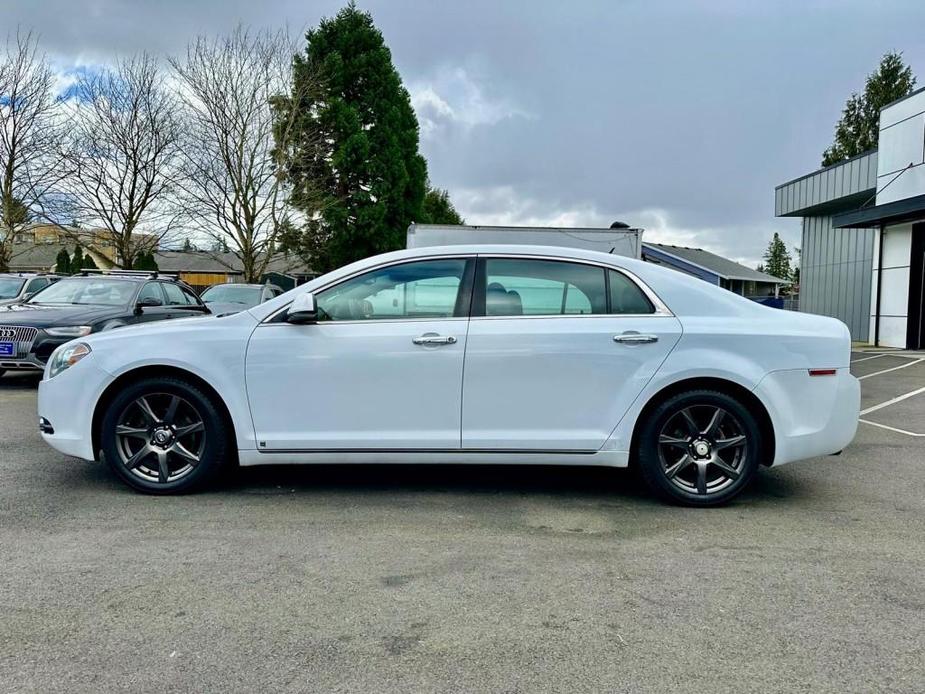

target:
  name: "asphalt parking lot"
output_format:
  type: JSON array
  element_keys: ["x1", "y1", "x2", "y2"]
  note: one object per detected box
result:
[{"x1": 1, "y1": 354, "x2": 924, "y2": 693}]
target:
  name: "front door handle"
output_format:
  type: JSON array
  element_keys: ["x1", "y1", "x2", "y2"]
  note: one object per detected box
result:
[
  {"x1": 613, "y1": 333, "x2": 658, "y2": 344},
  {"x1": 412, "y1": 334, "x2": 457, "y2": 346}
]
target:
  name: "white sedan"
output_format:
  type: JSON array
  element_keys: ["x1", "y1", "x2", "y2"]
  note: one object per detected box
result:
[{"x1": 37, "y1": 245, "x2": 859, "y2": 506}]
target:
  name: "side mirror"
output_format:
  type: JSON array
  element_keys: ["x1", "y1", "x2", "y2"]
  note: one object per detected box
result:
[
  {"x1": 286, "y1": 292, "x2": 318, "y2": 324},
  {"x1": 22, "y1": 292, "x2": 35, "y2": 301},
  {"x1": 136, "y1": 296, "x2": 163, "y2": 313}
]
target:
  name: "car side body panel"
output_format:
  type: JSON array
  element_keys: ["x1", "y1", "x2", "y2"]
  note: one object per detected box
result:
[
  {"x1": 603, "y1": 312, "x2": 857, "y2": 465},
  {"x1": 36, "y1": 245, "x2": 860, "y2": 475}
]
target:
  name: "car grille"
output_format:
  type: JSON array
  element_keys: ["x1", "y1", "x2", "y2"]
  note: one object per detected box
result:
[{"x1": 0, "y1": 326, "x2": 39, "y2": 358}]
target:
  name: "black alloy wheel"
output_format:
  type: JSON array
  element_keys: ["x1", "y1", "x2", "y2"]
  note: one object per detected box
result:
[
  {"x1": 636, "y1": 389, "x2": 763, "y2": 506},
  {"x1": 100, "y1": 377, "x2": 229, "y2": 494}
]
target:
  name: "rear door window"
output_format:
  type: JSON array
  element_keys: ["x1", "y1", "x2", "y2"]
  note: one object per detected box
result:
[{"x1": 479, "y1": 258, "x2": 607, "y2": 316}]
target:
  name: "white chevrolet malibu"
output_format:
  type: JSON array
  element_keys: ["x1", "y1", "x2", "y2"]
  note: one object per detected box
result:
[{"x1": 37, "y1": 245, "x2": 859, "y2": 506}]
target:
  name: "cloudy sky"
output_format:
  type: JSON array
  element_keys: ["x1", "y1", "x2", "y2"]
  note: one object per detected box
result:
[{"x1": 4, "y1": 0, "x2": 925, "y2": 267}]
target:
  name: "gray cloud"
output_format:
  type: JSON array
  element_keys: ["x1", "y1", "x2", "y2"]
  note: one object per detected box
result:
[{"x1": 5, "y1": 0, "x2": 925, "y2": 266}]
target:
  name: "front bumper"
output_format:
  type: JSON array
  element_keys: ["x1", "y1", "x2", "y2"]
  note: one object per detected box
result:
[
  {"x1": 754, "y1": 367, "x2": 860, "y2": 466},
  {"x1": 38, "y1": 356, "x2": 114, "y2": 461}
]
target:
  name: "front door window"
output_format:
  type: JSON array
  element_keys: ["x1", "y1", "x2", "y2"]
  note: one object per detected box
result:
[{"x1": 316, "y1": 258, "x2": 469, "y2": 321}]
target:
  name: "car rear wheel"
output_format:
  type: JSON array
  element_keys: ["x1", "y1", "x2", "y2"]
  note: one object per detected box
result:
[
  {"x1": 100, "y1": 377, "x2": 229, "y2": 494},
  {"x1": 636, "y1": 389, "x2": 762, "y2": 506}
]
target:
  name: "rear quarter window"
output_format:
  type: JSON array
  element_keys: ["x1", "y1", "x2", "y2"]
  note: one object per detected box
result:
[{"x1": 609, "y1": 270, "x2": 654, "y2": 314}]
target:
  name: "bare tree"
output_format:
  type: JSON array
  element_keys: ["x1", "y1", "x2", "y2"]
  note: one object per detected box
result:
[
  {"x1": 62, "y1": 53, "x2": 182, "y2": 269},
  {"x1": 171, "y1": 27, "x2": 320, "y2": 282},
  {"x1": 0, "y1": 30, "x2": 67, "y2": 271}
]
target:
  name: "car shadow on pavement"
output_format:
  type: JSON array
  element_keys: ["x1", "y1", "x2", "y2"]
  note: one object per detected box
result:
[
  {"x1": 220, "y1": 462, "x2": 807, "y2": 507},
  {"x1": 226, "y1": 463, "x2": 648, "y2": 501},
  {"x1": 0, "y1": 373, "x2": 42, "y2": 390}
]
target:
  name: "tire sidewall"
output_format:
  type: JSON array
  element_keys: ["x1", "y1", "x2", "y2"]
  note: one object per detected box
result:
[
  {"x1": 101, "y1": 377, "x2": 227, "y2": 494},
  {"x1": 637, "y1": 390, "x2": 762, "y2": 507}
]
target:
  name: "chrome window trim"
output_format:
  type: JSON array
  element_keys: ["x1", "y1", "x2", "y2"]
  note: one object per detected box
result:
[
  {"x1": 262, "y1": 254, "x2": 477, "y2": 325},
  {"x1": 261, "y1": 251, "x2": 673, "y2": 324},
  {"x1": 259, "y1": 315, "x2": 470, "y2": 327}
]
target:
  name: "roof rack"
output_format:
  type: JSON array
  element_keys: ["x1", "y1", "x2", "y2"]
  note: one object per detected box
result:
[{"x1": 77, "y1": 268, "x2": 181, "y2": 281}]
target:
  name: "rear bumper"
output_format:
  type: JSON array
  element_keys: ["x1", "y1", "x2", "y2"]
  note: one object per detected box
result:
[{"x1": 754, "y1": 367, "x2": 860, "y2": 466}]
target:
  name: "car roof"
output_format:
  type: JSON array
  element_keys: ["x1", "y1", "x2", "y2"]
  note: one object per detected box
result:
[
  {"x1": 60, "y1": 275, "x2": 148, "y2": 282},
  {"x1": 204, "y1": 283, "x2": 265, "y2": 288},
  {"x1": 0, "y1": 272, "x2": 56, "y2": 278}
]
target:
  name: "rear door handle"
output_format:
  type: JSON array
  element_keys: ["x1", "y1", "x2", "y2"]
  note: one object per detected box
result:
[
  {"x1": 613, "y1": 333, "x2": 658, "y2": 344},
  {"x1": 412, "y1": 334, "x2": 457, "y2": 346}
]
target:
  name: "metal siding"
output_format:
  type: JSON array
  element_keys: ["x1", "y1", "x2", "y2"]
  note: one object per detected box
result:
[
  {"x1": 777, "y1": 152, "x2": 878, "y2": 216},
  {"x1": 797, "y1": 214, "x2": 872, "y2": 341}
]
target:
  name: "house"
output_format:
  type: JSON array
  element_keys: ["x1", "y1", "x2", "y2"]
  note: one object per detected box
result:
[
  {"x1": 7, "y1": 244, "x2": 314, "y2": 293},
  {"x1": 641, "y1": 242, "x2": 787, "y2": 298},
  {"x1": 14, "y1": 223, "x2": 160, "y2": 265}
]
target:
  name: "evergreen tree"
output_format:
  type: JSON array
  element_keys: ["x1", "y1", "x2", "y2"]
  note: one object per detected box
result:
[
  {"x1": 822, "y1": 52, "x2": 916, "y2": 166},
  {"x1": 419, "y1": 184, "x2": 464, "y2": 225},
  {"x1": 54, "y1": 248, "x2": 71, "y2": 274},
  {"x1": 81, "y1": 253, "x2": 97, "y2": 270},
  {"x1": 133, "y1": 251, "x2": 158, "y2": 271},
  {"x1": 280, "y1": 3, "x2": 427, "y2": 273},
  {"x1": 70, "y1": 246, "x2": 84, "y2": 274},
  {"x1": 762, "y1": 233, "x2": 793, "y2": 281}
]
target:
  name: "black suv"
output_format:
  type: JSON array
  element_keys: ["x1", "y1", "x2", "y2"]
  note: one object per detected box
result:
[
  {"x1": 0, "y1": 271, "x2": 209, "y2": 376},
  {"x1": 0, "y1": 273, "x2": 62, "y2": 306}
]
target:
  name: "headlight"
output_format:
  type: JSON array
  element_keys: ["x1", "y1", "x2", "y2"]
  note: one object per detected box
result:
[
  {"x1": 48, "y1": 342, "x2": 92, "y2": 379},
  {"x1": 46, "y1": 326, "x2": 93, "y2": 337}
]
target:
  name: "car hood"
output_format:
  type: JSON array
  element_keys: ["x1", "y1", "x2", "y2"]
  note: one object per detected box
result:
[
  {"x1": 0, "y1": 303, "x2": 121, "y2": 328},
  {"x1": 81, "y1": 308, "x2": 257, "y2": 351},
  {"x1": 203, "y1": 301, "x2": 251, "y2": 317}
]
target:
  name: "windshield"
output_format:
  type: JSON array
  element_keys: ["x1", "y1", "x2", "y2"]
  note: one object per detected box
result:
[
  {"x1": 200, "y1": 284, "x2": 263, "y2": 306},
  {"x1": 26, "y1": 278, "x2": 137, "y2": 306},
  {"x1": 0, "y1": 278, "x2": 26, "y2": 300}
]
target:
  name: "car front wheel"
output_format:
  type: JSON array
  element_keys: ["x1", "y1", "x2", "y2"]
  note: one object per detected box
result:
[
  {"x1": 100, "y1": 377, "x2": 229, "y2": 494},
  {"x1": 636, "y1": 389, "x2": 762, "y2": 506}
]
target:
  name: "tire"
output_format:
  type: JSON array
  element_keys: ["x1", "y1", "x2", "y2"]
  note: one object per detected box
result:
[
  {"x1": 635, "y1": 389, "x2": 762, "y2": 507},
  {"x1": 100, "y1": 376, "x2": 229, "y2": 494}
]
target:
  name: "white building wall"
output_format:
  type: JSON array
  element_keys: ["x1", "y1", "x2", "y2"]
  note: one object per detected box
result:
[
  {"x1": 868, "y1": 90, "x2": 925, "y2": 347},
  {"x1": 870, "y1": 223, "x2": 913, "y2": 348},
  {"x1": 877, "y1": 90, "x2": 925, "y2": 204}
]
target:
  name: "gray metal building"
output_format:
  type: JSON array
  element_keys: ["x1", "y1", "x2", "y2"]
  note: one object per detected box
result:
[{"x1": 775, "y1": 150, "x2": 878, "y2": 341}]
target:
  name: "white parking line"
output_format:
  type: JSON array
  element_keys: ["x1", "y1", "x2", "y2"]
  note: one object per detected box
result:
[
  {"x1": 857, "y1": 359, "x2": 925, "y2": 381},
  {"x1": 850, "y1": 353, "x2": 890, "y2": 363},
  {"x1": 860, "y1": 384, "x2": 925, "y2": 416},
  {"x1": 859, "y1": 419, "x2": 925, "y2": 437}
]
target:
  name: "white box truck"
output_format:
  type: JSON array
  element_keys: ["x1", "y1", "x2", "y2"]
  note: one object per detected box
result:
[{"x1": 406, "y1": 223, "x2": 643, "y2": 259}]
